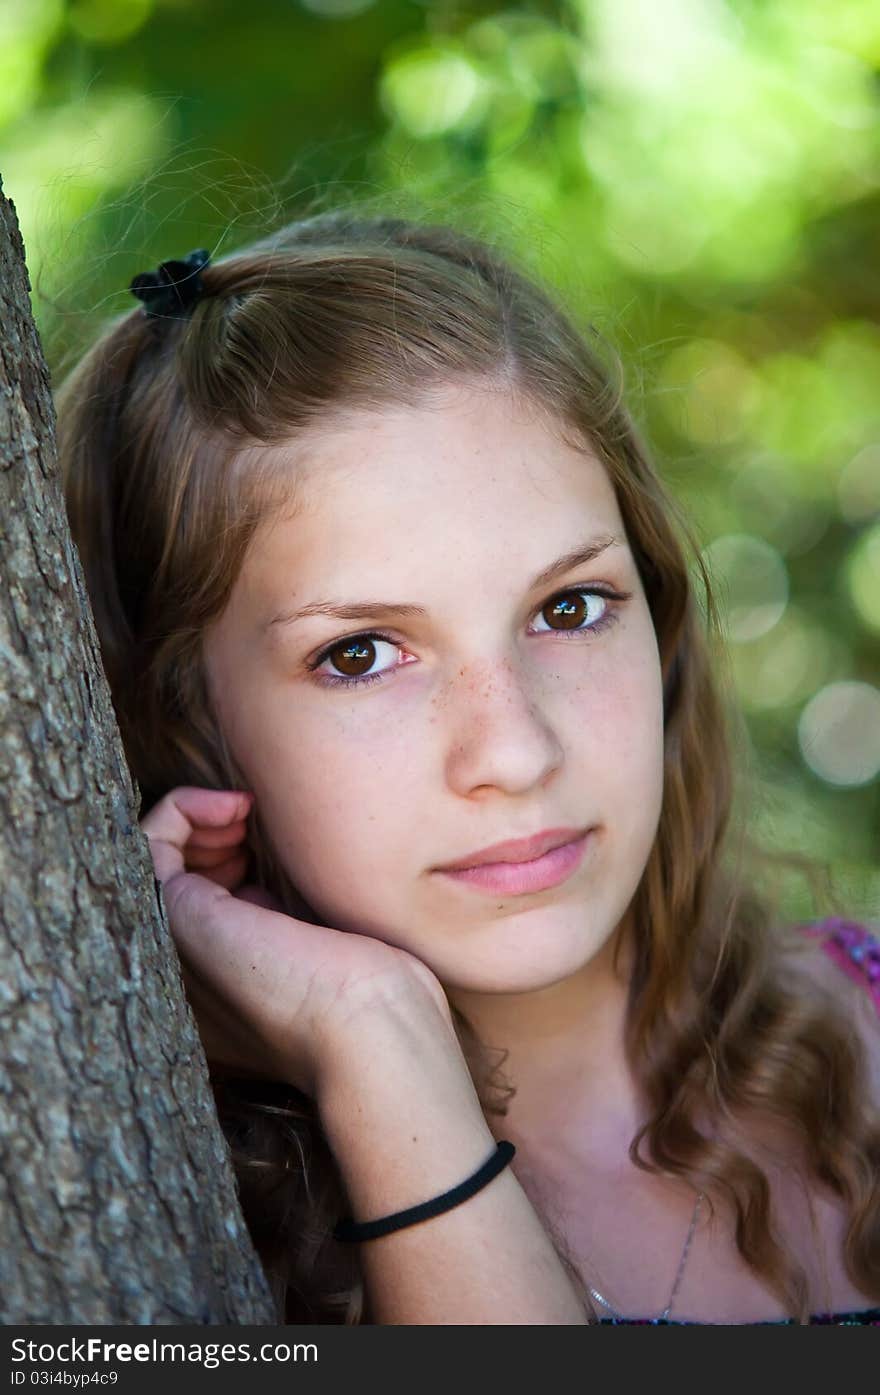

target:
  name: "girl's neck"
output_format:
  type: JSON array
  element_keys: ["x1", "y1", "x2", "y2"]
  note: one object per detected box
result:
[{"x1": 448, "y1": 922, "x2": 643, "y2": 1150}]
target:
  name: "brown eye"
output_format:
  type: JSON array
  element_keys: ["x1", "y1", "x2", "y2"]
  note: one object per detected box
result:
[
  {"x1": 529, "y1": 587, "x2": 623, "y2": 641},
  {"x1": 327, "y1": 637, "x2": 380, "y2": 678},
  {"x1": 540, "y1": 591, "x2": 601, "y2": 631},
  {"x1": 310, "y1": 633, "x2": 402, "y2": 686}
]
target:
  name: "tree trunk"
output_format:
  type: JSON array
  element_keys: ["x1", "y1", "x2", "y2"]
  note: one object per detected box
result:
[{"x1": 0, "y1": 178, "x2": 276, "y2": 1323}]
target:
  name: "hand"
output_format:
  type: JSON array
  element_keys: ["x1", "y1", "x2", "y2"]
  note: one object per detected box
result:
[{"x1": 140, "y1": 786, "x2": 452, "y2": 1097}]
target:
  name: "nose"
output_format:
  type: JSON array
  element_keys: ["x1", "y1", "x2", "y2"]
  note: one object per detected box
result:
[{"x1": 441, "y1": 655, "x2": 564, "y2": 798}]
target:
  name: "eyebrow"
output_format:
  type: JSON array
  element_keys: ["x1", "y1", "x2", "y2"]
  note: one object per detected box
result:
[{"x1": 266, "y1": 534, "x2": 624, "y2": 630}]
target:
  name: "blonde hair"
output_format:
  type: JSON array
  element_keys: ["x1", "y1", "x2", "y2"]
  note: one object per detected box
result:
[{"x1": 57, "y1": 208, "x2": 879, "y2": 1322}]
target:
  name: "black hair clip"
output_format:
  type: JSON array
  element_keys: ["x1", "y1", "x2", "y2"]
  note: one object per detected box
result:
[{"x1": 129, "y1": 248, "x2": 211, "y2": 319}]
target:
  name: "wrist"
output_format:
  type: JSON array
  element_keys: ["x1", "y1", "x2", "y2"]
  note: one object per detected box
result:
[
  {"x1": 315, "y1": 990, "x2": 491, "y2": 1169},
  {"x1": 314, "y1": 978, "x2": 466, "y2": 1113},
  {"x1": 310, "y1": 959, "x2": 460, "y2": 1099}
]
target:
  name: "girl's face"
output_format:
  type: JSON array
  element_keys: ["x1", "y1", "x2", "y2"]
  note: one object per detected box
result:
[{"x1": 202, "y1": 382, "x2": 665, "y2": 995}]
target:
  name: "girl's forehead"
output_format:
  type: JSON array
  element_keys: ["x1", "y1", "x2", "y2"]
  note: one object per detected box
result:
[
  {"x1": 214, "y1": 393, "x2": 636, "y2": 652},
  {"x1": 251, "y1": 386, "x2": 621, "y2": 531},
  {"x1": 239, "y1": 474, "x2": 631, "y2": 643}
]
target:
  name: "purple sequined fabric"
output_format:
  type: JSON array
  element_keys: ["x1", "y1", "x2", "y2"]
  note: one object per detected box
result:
[
  {"x1": 598, "y1": 1308, "x2": 880, "y2": 1326},
  {"x1": 803, "y1": 915, "x2": 880, "y2": 1016}
]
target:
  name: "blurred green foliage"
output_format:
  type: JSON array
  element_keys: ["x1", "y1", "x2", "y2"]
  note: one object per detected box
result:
[{"x1": 1, "y1": 0, "x2": 877, "y2": 918}]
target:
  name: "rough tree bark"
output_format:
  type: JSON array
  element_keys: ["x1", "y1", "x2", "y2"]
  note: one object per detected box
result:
[{"x1": 0, "y1": 178, "x2": 275, "y2": 1322}]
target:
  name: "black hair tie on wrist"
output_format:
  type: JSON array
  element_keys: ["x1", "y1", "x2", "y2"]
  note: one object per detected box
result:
[
  {"x1": 129, "y1": 247, "x2": 211, "y2": 319},
  {"x1": 333, "y1": 1140, "x2": 515, "y2": 1243}
]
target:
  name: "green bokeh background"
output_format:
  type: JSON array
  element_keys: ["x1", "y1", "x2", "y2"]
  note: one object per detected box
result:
[{"x1": 2, "y1": 0, "x2": 878, "y2": 921}]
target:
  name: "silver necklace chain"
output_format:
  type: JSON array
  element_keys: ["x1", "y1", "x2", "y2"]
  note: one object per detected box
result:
[{"x1": 588, "y1": 1191, "x2": 704, "y2": 1322}]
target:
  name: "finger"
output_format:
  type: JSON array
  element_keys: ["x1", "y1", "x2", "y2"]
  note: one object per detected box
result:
[
  {"x1": 141, "y1": 789, "x2": 252, "y2": 882},
  {"x1": 184, "y1": 843, "x2": 247, "y2": 870},
  {"x1": 192, "y1": 852, "x2": 250, "y2": 892},
  {"x1": 186, "y1": 818, "x2": 250, "y2": 851},
  {"x1": 142, "y1": 788, "x2": 252, "y2": 841}
]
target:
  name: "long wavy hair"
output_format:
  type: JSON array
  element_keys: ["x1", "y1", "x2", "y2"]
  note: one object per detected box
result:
[{"x1": 56, "y1": 208, "x2": 879, "y2": 1323}]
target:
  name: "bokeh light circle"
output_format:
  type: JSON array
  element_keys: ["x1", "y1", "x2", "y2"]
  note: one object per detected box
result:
[
  {"x1": 838, "y1": 444, "x2": 880, "y2": 524},
  {"x1": 798, "y1": 681, "x2": 880, "y2": 787},
  {"x1": 380, "y1": 49, "x2": 483, "y2": 138},
  {"x1": 702, "y1": 533, "x2": 789, "y2": 641},
  {"x1": 846, "y1": 523, "x2": 880, "y2": 634},
  {"x1": 729, "y1": 605, "x2": 837, "y2": 711}
]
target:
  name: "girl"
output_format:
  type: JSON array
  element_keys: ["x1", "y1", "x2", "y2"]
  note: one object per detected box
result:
[{"x1": 56, "y1": 210, "x2": 880, "y2": 1325}]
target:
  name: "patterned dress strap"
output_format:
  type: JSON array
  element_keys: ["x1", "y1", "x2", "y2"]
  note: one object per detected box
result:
[{"x1": 796, "y1": 916, "x2": 880, "y2": 1018}]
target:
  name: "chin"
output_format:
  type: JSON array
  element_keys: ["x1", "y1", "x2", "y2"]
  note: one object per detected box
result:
[
  {"x1": 432, "y1": 925, "x2": 616, "y2": 998},
  {"x1": 441, "y1": 967, "x2": 584, "y2": 997}
]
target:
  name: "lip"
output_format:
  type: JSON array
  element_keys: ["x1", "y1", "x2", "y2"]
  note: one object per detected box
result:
[
  {"x1": 436, "y1": 826, "x2": 587, "y2": 872},
  {"x1": 435, "y1": 830, "x2": 592, "y2": 897}
]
